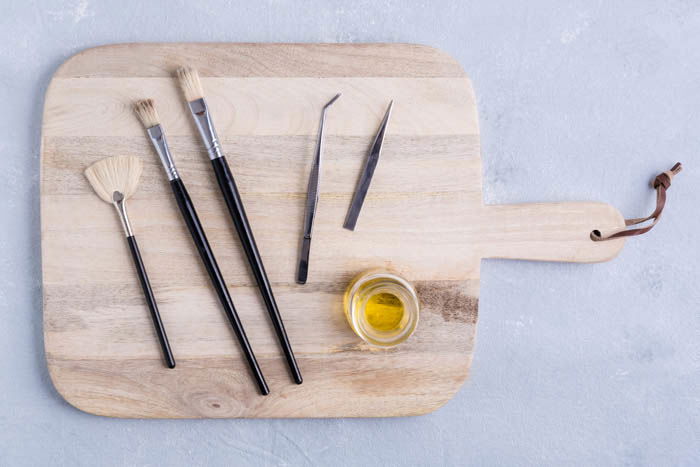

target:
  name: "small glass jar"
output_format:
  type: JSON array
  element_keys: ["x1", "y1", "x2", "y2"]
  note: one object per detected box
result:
[{"x1": 343, "y1": 270, "x2": 420, "y2": 347}]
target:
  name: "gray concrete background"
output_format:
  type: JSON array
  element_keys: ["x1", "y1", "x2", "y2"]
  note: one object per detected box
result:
[{"x1": 1, "y1": 0, "x2": 698, "y2": 465}]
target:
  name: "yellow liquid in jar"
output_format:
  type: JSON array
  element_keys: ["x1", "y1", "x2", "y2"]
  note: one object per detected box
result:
[
  {"x1": 344, "y1": 270, "x2": 419, "y2": 347},
  {"x1": 364, "y1": 292, "x2": 405, "y2": 332}
]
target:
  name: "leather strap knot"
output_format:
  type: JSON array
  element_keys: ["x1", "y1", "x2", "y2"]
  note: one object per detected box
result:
[
  {"x1": 591, "y1": 162, "x2": 683, "y2": 241},
  {"x1": 653, "y1": 162, "x2": 682, "y2": 189}
]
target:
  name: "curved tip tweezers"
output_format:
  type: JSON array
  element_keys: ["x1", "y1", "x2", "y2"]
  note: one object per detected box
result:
[{"x1": 296, "y1": 93, "x2": 342, "y2": 284}]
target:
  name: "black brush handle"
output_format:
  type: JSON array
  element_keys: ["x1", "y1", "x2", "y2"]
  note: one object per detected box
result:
[
  {"x1": 211, "y1": 156, "x2": 303, "y2": 385},
  {"x1": 169, "y1": 177, "x2": 269, "y2": 395},
  {"x1": 126, "y1": 235, "x2": 176, "y2": 369}
]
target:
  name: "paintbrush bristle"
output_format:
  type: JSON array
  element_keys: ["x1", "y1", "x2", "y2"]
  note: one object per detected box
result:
[
  {"x1": 84, "y1": 155, "x2": 143, "y2": 204},
  {"x1": 133, "y1": 99, "x2": 160, "y2": 129},
  {"x1": 176, "y1": 66, "x2": 204, "y2": 102}
]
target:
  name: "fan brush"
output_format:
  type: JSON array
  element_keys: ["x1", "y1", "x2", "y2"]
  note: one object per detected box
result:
[{"x1": 84, "y1": 155, "x2": 176, "y2": 369}]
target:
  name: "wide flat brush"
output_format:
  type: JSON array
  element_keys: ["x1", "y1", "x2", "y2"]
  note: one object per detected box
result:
[
  {"x1": 176, "y1": 66, "x2": 303, "y2": 385},
  {"x1": 134, "y1": 99, "x2": 269, "y2": 395},
  {"x1": 84, "y1": 155, "x2": 176, "y2": 369}
]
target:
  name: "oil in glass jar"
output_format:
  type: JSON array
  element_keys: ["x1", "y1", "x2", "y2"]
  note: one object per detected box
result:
[{"x1": 343, "y1": 270, "x2": 419, "y2": 347}]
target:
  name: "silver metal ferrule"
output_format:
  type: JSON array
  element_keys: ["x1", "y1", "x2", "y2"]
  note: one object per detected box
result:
[
  {"x1": 188, "y1": 98, "x2": 224, "y2": 160},
  {"x1": 112, "y1": 192, "x2": 133, "y2": 237},
  {"x1": 146, "y1": 124, "x2": 179, "y2": 181}
]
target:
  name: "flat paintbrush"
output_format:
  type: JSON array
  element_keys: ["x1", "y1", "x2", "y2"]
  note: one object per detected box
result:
[
  {"x1": 176, "y1": 66, "x2": 302, "y2": 385},
  {"x1": 84, "y1": 155, "x2": 176, "y2": 369},
  {"x1": 134, "y1": 99, "x2": 269, "y2": 395}
]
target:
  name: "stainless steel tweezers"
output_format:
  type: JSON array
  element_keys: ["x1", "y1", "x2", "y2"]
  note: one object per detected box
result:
[
  {"x1": 343, "y1": 100, "x2": 394, "y2": 231},
  {"x1": 296, "y1": 93, "x2": 341, "y2": 284}
]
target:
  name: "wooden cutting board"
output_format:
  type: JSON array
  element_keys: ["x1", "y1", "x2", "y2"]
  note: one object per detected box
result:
[{"x1": 41, "y1": 43, "x2": 625, "y2": 418}]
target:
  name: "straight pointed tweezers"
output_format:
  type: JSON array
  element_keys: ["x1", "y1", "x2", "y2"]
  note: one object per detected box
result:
[
  {"x1": 296, "y1": 93, "x2": 341, "y2": 284},
  {"x1": 343, "y1": 100, "x2": 394, "y2": 231}
]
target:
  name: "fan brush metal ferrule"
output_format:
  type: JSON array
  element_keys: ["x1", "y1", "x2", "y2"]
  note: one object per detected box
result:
[
  {"x1": 146, "y1": 124, "x2": 180, "y2": 181},
  {"x1": 187, "y1": 98, "x2": 224, "y2": 161},
  {"x1": 112, "y1": 191, "x2": 134, "y2": 237}
]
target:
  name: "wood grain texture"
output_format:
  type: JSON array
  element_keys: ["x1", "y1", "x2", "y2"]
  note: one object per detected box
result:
[{"x1": 41, "y1": 43, "x2": 625, "y2": 418}]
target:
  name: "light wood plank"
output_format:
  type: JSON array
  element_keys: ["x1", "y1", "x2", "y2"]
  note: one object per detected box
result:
[
  {"x1": 54, "y1": 43, "x2": 467, "y2": 78},
  {"x1": 43, "y1": 77, "x2": 478, "y2": 137}
]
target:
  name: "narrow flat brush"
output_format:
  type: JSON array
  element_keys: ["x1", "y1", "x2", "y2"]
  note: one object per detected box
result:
[
  {"x1": 176, "y1": 66, "x2": 303, "y2": 385},
  {"x1": 84, "y1": 155, "x2": 175, "y2": 369},
  {"x1": 134, "y1": 99, "x2": 269, "y2": 395}
]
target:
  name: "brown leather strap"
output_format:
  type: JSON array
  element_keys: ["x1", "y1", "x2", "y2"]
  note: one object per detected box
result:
[{"x1": 591, "y1": 162, "x2": 683, "y2": 241}]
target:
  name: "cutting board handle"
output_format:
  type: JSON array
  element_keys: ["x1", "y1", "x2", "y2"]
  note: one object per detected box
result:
[{"x1": 479, "y1": 202, "x2": 626, "y2": 263}]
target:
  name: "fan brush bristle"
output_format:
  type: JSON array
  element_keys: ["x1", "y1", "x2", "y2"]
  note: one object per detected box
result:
[
  {"x1": 84, "y1": 155, "x2": 143, "y2": 203},
  {"x1": 133, "y1": 99, "x2": 160, "y2": 129},
  {"x1": 176, "y1": 66, "x2": 204, "y2": 102}
]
